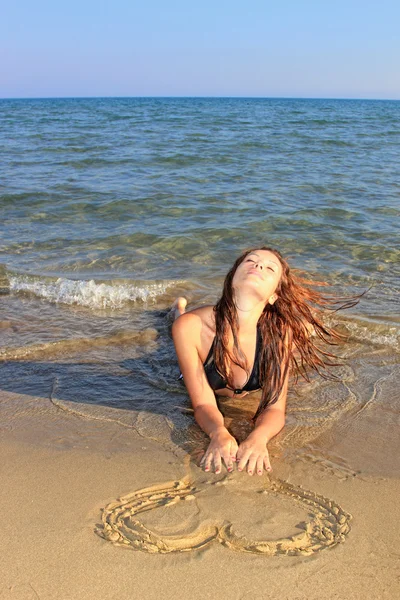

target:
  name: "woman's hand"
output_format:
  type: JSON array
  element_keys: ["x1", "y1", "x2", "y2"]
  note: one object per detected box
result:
[
  {"x1": 200, "y1": 427, "x2": 238, "y2": 474},
  {"x1": 236, "y1": 432, "x2": 272, "y2": 476}
]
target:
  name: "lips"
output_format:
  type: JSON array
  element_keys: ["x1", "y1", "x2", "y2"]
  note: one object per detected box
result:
[{"x1": 248, "y1": 269, "x2": 263, "y2": 279}]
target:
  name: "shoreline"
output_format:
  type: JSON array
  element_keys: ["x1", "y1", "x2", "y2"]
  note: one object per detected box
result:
[{"x1": 1, "y1": 389, "x2": 399, "y2": 599}]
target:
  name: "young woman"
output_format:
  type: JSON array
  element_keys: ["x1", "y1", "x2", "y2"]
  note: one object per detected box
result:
[{"x1": 172, "y1": 246, "x2": 353, "y2": 476}]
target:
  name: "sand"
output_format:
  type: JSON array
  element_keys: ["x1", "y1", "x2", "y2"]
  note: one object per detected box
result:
[{"x1": 1, "y1": 388, "x2": 399, "y2": 600}]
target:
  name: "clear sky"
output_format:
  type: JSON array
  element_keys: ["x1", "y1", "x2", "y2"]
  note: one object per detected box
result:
[{"x1": 1, "y1": 0, "x2": 399, "y2": 99}]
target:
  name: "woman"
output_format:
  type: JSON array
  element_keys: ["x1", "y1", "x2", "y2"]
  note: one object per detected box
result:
[{"x1": 172, "y1": 246, "x2": 353, "y2": 476}]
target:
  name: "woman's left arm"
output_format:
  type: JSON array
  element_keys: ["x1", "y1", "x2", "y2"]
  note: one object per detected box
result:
[{"x1": 236, "y1": 370, "x2": 288, "y2": 475}]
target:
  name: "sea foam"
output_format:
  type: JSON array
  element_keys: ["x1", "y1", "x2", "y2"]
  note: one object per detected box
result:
[{"x1": 8, "y1": 274, "x2": 177, "y2": 309}]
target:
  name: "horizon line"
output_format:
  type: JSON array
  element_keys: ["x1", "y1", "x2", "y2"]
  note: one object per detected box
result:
[{"x1": 1, "y1": 94, "x2": 399, "y2": 102}]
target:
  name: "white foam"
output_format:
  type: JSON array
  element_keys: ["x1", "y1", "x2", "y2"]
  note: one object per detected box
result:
[
  {"x1": 327, "y1": 314, "x2": 400, "y2": 353},
  {"x1": 9, "y1": 275, "x2": 175, "y2": 309},
  {"x1": 345, "y1": 321, "x2": 400, "y2": 352}
]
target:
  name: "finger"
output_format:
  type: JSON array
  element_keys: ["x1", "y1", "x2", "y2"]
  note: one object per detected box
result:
[
  {"x1": 221, "y1": 449, "x2": 234, "y2": 473},
  {"x1": 224, "y1": 441, "x2": 238, "y2": 471},
  {"x1": 229, "y1": 441, "x2": 239, "y2": 461},
  {"x1": 256, "y1": 456, "x2": 264, "y2": 476},
  {"x1": 213, "y1": 451, "x2": 222, "y2": 474},
  {"x1": 263, "y1": 455, "x2": 272, "y2": 472},
  {"x1": 221, "y1": 452, "x2": 232, "y2": 472},
  {"x1": 246, "y1": 455, "x2": 257, "y2": 476},
  {"x1": 199, "y1": 450, "x2": 206, "y2": 466},
  {"x1": 202, "y1": 452, "x2": 214, "y2": 472},
  {"x1": 237, "y1": 450, "x2": 251, "y2": 472},
  {"x1": 199, "y1": 450, "x2": 208, "y2": 467}
]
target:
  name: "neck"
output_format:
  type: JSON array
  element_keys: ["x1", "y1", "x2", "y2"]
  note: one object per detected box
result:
[{"x1": 233, "y1": 291, "x2": 266, "y2": 331}]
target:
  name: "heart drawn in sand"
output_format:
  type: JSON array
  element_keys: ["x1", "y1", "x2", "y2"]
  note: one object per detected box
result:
[{"x1": 96, "y1": 477, "x2": 351, "y2": 556}]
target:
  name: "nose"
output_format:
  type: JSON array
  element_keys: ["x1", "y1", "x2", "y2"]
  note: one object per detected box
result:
[{"x1": 255, "y1": 260, "x2": 263, "y2": 270}]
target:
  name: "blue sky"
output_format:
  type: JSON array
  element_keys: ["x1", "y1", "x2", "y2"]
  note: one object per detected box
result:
[{"x1": 1, "y1": 0, "x2": 399, "y2": 99}]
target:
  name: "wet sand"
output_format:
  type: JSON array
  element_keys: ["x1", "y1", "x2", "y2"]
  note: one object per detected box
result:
[{"x1": 1, "y1": 387, "x2": 399, "y2": 600}]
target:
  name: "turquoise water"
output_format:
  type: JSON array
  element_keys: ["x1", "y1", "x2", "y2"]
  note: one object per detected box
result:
[{"x1": 1, "y1": 98, "x2": 399, "y2": 453}]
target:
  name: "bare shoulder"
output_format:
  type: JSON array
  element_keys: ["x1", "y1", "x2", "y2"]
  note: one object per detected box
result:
[
  {"x1": 189, "y1": 304, "x2": 215, "y2": 322},
  {"x1": 172, "y1": 305, "x2": 215, "y2": 338}
]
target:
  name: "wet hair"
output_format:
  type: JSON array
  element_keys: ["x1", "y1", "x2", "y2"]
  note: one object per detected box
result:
[{"x1": 213, "y1": 246, "x2": 359, "y2": 420}]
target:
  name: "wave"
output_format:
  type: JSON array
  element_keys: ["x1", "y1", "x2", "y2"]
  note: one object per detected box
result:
[
  {"x1": 0, "y1": 328, "x2": 158, "y2": 361},
  {"x1": 332, "y1": 314, "x2": 400, "y2": 353},
  {"x1": 346, "y1": 322, "x2": 399, "y2": 352},
  {"x1": 7, "y1": 273, "x2": 182, "y2": 309}
]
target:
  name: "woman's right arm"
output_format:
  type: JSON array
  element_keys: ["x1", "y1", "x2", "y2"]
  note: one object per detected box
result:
[{"x1": 172, "y1": 312, "x2": 238, "y2": 473}]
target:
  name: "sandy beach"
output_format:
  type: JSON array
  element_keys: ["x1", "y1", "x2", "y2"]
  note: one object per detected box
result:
[
  {"x1": 1, "y1": 95, "x2": 399, "y2": 600},
  {"x1": 1, "y1": 381, "x2": 399, "y2": 600}
]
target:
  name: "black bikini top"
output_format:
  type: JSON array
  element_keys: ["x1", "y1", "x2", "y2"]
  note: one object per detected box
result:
[{"x1": 203, "y1": 327, "x2": 263, "y2": 394}]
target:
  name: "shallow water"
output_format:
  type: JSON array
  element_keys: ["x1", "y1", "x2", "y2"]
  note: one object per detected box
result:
[{"x1": 1, "y1": 97, "x2": 399, "y2": 471}]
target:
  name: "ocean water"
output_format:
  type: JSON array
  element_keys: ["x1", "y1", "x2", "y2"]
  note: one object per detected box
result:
[{"x1": 1, "y1": 97, "x2": 399, "y2": 461}]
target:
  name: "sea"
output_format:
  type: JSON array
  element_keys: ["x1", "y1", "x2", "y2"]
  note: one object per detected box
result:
[{"x1": 1, "y1": 97, "x2": 399, "y2": 462}]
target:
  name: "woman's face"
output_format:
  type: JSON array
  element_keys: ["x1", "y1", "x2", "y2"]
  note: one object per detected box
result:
[{"x1": 232, "y1": 249, "x2": 283, "y2": 304}]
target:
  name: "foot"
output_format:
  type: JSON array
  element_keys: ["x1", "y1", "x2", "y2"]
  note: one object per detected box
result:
[{"x1": 171, "y1": 297, "x2": 187, "y2": 320}]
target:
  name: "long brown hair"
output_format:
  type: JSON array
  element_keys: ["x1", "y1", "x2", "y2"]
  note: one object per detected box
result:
[{"x1": 213, "y1": 247, "x2": 359, "y2": 420}]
